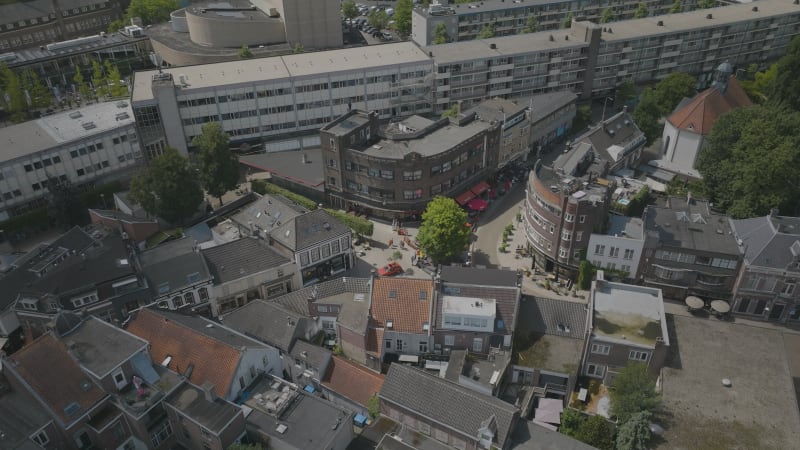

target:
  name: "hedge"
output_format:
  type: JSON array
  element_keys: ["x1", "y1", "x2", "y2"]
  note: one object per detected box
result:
[
  {"x1": 325, "y1": 209, "x2": 373, "y2": 237},
  {"x1": 250, "y1": 179, "x2": 318, "y2": 211}
]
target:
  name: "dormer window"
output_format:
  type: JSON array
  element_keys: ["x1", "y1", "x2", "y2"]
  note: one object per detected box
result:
[{"x1": 19, "y1": 298, "x2": 39, "y2": 311}]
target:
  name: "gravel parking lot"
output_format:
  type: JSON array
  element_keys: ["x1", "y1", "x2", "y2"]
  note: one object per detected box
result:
[{"x1": 657, "y1": 315, "x2": 800, "y2": 450}]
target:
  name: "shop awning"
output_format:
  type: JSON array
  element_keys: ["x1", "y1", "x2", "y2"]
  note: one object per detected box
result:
[
  {"x1": 471, "y1": 181, "x2": 491, "y2": 196},
  {"x1": 455, "y1": 190, "x2": 477, "y2": 206},
  {"x1": 467, "y1": 198, "x2": 488, "y2": 211}
]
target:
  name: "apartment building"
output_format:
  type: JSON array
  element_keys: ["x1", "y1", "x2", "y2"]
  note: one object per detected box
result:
[
  {"x1": 130, "y1": 42, "x2": 434, "y2": 157},
  {"x1": 0, "y1": 0, "x2": 124, "y2": 51},
  {"x1": 465, "y1": 98, "x2": 531, "y2": 169},
  {"x1": 587, "y1": 215, "x2": 646, "y2": 279},
  {"x1": 411, "y1": 0, "x2": 694, "y2": 47},
  {"x1": 0, "y1": 101, "x2": 141, "y2": 220},
  {"x1": 321, "y1": 109, "x2": 500, "y2": 218}
]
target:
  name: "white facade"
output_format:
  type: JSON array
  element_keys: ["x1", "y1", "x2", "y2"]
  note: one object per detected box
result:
[
  {"x1": 226, "y1": 345, "x2": 282, "y2": 402},
  {"x1": 0, "y1": 101, "x2": 142, "y2": 219},
  {"x1": 658, "y1": 121, "x2": 705, "y2": 179},
  {"x1": 587, "y1": 216, "x2": 645, "y2": 279}
]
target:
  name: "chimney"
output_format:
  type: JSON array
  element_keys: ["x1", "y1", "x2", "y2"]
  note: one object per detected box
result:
[
  {"x1": 201, "y1": 381, "x2": 216, "y2": 402},
  {"x1": 302, "y1": 153, "x2": 308, "y2": 164}
]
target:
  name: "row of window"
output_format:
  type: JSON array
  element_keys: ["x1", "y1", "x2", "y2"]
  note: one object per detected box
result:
[
  {"x1": 298, "y1": 237, "x2": 348, "y2": 266},
  {"x1": 591, "y1": 343, "x2": 650, "y2": 361},
  {"x1": 76, "y1": 160, "x2": 110, "y2": 176},
  {"x1": 654, "y1": 250, "x2": 737, "y2": 269},
  {"x1": 23, "y1": 155, "x2": 63, "y2": 172},
  {"x1": 594, "y1": 245, "x2": 635, "y2": 259}
]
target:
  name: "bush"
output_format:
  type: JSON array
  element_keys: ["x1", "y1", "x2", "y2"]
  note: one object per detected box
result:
[
  {"x1": 589, "y1": 379, "x2": 601, "y2": 396},
  {"x1": 250, "y1": 180, "x2": 318, "y2": 211},
  {"x1": 325, "y1": 209, "x2": 374, "y2": 237},
  {"x1": 392, "y1": 250, "x2": 402, "y2": 260}
]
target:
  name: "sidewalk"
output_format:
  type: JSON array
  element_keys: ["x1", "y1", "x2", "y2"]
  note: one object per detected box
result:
[{"x1": 349, "y1": 221, "x2": 432, "y2": 280}]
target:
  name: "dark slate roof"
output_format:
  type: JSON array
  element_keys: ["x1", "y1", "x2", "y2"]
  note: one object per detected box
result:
[
  {"x1": 1, "y1": 228, "x2": 135, "y2": 311},
  {"x1": 437, "y1": 274, "x2": 520, "y2": 333},
  {"x1": 165, "y1": 383, "x2": 243, "y2": 434},
  {"x1": 526, "y1": 91, "x2": 578, "y2": 124},
  {"x1": 522, "y1": 297, "x2": 587, "y2": 340},
  {"x1": 440, "y1": 266, "x2": 519, "y2": 287},
  {"x1": 202, "y1": 237, "x2": 290, "y2": 285},
  {"x1": 239, "y1": 148, "x2": 325, "y2": 188},
  {"x1": 574, "y1": 110, "x2": 644, "y2": 163},
  {"x1": 289, "y1": 340, "x2": 332, "y2": 372},
  {"x1": 0, "y1": 374, "x2": 52, "y2": 449},
  {"x1": 230, "y1": 193, "x2": 307, "y2": 235},
  {"x1": 381, "y1": 364, "x2": 519, "y2": 448},
  {"x1": 510, "y1": 420, "x2": 598, "y2": 450},
  {"x1": 273, "y1": 277, "x2": 372, "y2": 316},
  {"x1": 8, "y1": 334, "x2": 106, "y2": 428},
  {"x1": 139, "y1": 237, "x2": 211, "y2": 297},
  {"x1": 732, "y1": 214, "x2": 800, "y2": 269},
  {"x1": 270, "y1": 209, "x2": 351, "y2": 252},
  {"x1": 61, "y1": 317, "x2": 148, "y2": 378},
  {"x1": 644, "y1": 197, "x2": 740, "y2": 256},
  {"x1": 221, "y1": 300, "x2": 306, "y2": 352}
]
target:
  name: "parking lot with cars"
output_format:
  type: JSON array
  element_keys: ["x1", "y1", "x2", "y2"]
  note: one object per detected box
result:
[{"x1": 342, "y1": 3, "x2": 398, "y2": 44}]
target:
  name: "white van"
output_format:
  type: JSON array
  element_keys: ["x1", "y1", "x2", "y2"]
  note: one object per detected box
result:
[{"x1": 385, "y1": 8, "x2": 395, "y2": 16}]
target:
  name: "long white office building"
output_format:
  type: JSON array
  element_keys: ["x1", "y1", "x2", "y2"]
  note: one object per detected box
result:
[
  {"x1": 0, "y1": 101, "x2": 142, "y2": 220},
  {"x1": 131, "y1": 0, "x2": 800, "y2": 153}
]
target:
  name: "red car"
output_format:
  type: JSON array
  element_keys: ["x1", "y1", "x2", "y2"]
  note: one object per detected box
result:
[{"x1": 378, "y1": 262, "x2": 403, "y2": 277}]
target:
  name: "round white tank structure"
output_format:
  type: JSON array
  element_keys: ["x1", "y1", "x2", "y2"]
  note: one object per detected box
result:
[
  {"x1": 184, "y1": 1, "x2": 285, "y2": 47},
  {"x1": 170, "y1": 9, "x2": 189, "y2": 33}
]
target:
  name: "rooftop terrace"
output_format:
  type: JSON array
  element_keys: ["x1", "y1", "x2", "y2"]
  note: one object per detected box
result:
[{"x1": 591, "y1": 279, "x2": 668, "y2": 348}]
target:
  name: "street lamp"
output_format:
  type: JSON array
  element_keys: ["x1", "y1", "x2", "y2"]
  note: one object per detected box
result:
[{"x1": 601, "y1": 97, "x2": 615, "y2": 122}]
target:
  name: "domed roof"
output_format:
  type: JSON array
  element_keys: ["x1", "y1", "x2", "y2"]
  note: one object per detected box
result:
[
  {"x1": 716, "y1": 61, "x2": 734, "y2": 75},
  {"x1": 53, "y1": 311, "x2": 83, "y2": 337}
]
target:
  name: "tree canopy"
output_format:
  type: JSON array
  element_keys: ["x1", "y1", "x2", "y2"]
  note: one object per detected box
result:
[
  {"x1": 433, "y1": 23, "x2": 449, "y2": 44},
  {"x1": 193, "y1": 122, "x2": 239, "y2": 206},
  {"x1": 615, "y1": 79, "x2": 637, "y2": 105},
  {"x1": 125, "y1": 0, "x2": 178, "y2": 25},
  {"x1": 669, "y1": 0, "x2": 682, "y2": 13},
  {"x1": 417, "y1": 197, "x2": 470, "y2": 264},
  {"x1": 46, "y1": 177, "x2": 88, "y2": 229},
  {"x1": 616, "y1": 411, "x2": 653, "y2": 450},
  {"x1": 342, "y1": 0, "x2": 359, "y2": 20},
  {"x1": 523, "y1": 16, "x2": 538, "y2": 33},
  {"x1": 696, "y1": 105, "x2": 800, "y2": 218},
  {"x1": 768, "y1": 36, "x2": 800, "y2": 112},
  {"x1": 562, "y1": 12, "x2": 573, "y2": 29},
  {"x1": 368, "y1": 10, "x2": 389, "y2": 31},
  {"x1": 560, "y1": 409, "x2": 615, "y2": 450},
  {"x1": 634, "y1": 2, "x2": 648, "y2": 18},
  {"x1": 600, "y1": 8, "x2": 614, "y2": 24},
  {"x1": 394, "y1": 0, "x2": 413, "y2": 36},
  {"x1": 631, "y1": 72, "x2": 696, "y2": 144},
  {"x1": 610, "y1": 363, "x2": 661, "y2": 423},
  {"x1": 129, "y1": 147, "x2": 204, "y2": 224},
  {"x1": 478, "y1": 22, "x2": 496, "y2": 39}
]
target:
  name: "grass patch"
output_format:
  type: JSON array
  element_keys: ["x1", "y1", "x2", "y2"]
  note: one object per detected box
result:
[
  {"x1": 513, "y1": 332, "x2": 551, "y2": 367},
  {"x1": 146, "y1": 228, "x2": 183, "y2": 248}
]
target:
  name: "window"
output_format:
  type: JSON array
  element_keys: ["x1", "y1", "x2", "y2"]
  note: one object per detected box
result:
[
  {"x1": 24, "y1": 164, "x2": 33, "y2": 172},
  {"x1": 112, "y1": 369, "x2": 126, "y2": 389},
  {"x1": 184, "y1": 292, "x2": 195, "y2": 305},
  {"x1": 782, "y1": 282, "x2": 795, "y2": 296},
  {"x1": 31, "y1": 430, "x2": 49, "y2": 446},
  {"x1": 419, "y1": 341, "x2": 428, "y2": 353},
  {"x1": 579, "y1": 215, "x2": 586, "y2": 223},
  {"x1": 239, "y1": 376, "x2": 245, "y2": 389},
  {"x1": 75, "y1": 430, "x2": 92, "y2": 449},
  {"x1": 609, "y1": 247, "x2": 619, "y2": 258},
  {"x1": 444, "y1": 335, "x2": 454, "y2": 346},
  {"x1": 565, "y1": 213, "x2": 574, "y2": 222},
  {"x1": 150, "y1": 421, "x2": 173, "y2": 447},
  {"x1": 591, "y1": 343, "x2": 611, "y2": 355},
  {"x1": 403, "y1": 170, "x2": 422, "y2": 181},
  {"x1": 629, "y1": 350, "x2": 649, "y2": 361},
  {"x1": 396, "y1": 339, "x2": 404, "y2": 351},
  {"x1": 624, "y1": 249, "x2": 635, "y2": 260},
  {"x1": 595, "y1": 245, "x2": 605, "y2": 256},
  {"x1": 472, "y1": 337, "x2": 483, "y2": 352},
  {"x1": 576, "y1": 231, "x2": 583, "y2": 241},
  {"x1": 586, "y1": 363, "x2": 605, "y2": 378},
  {"x1": 198, "y1": 288, "x2": 209, "y2": 300}
]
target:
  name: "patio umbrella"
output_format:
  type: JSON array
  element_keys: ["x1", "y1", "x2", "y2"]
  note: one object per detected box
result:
[
  {"x1": 711, "y1": 300, "x2": 731, "y2": 314},
  {"x1": 685, "y1": 296, "x2": 704, "y2": 310},
  {"x1": 467, "y1": 198, "x2": 488, "y2": 211}
]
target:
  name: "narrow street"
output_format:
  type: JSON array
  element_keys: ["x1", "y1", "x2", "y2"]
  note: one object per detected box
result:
[{"x1": 471, "y1": 183, "x2": 526, "y2": 268}]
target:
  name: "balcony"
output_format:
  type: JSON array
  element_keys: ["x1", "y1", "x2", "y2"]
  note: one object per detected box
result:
[{"x1": 111, "y1": 365, "x2": 182, "y2": 417}]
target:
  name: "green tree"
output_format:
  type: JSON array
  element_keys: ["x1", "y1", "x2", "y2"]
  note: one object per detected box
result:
[
  {"x1": 652, "y1": 72, "x2": 696, "y2": 114},
  {"x1": 417, "y1": 197, "x2": 470, "y2": 264},
  {"x1": 575, "y1": 415, "x2": 615, "y2": 450},
  {"x1": 768, "y1": 36, "x2": 800, "y2": 112},
  {"x1": 630, "y1": 87, "x2": 662, "y2": 144},
  {"x1": 741, "y1": 63, "x2": 776, "y2": 104},
  {"x1": 1, "y1": 64, "x2": 28, "y2": 122},
  {"x1": 105, "y1": 61, "x2": 128, "y2": 98},
  {"x1": 368, "y1": 9, "x2": 389, "y2": 31},
  {"x1": 696, "y1": 105, "x2": 800, "y2": 218},
  {"x1": 610, "y1": 363, "x2": 661, "y2": 422},
  {"x1": 577, "y1": 260, "x2": 596, "y2": 290},
  {"x1": 91, "y1": 60, "x2": 108, "y2": 99},
  {"x1": 571, "y1": 104, "x2": 592, "y2": 133},
  {"x1": 433, "y1": 23, "x2": 449, "y2": 44},
  {"x1": 129, "y1": 147, "x2": 204, "y2": 224},
  {"x1": 25, "y1": 70, "x2": 52, "y2": 109},
  {"x1": 45, "y1": 177, "x2": 88, "y2": 229},
  {"x1": 669, "y1": 0, "x2": 682, "y2": 13},
  {"x1": 325, "y1": 209, "x2": 374, "y2": 237},
  {"x1": 238, "y1": 45, "x2": 253, "y2": 59},
  {"x1": 124, "y1": 0, "x2": 179, "y2": 25},
  {"x1": 394, "y1": 0, "x2": 413, "y2": 36},
  {"x1": 342, "y1": 0, "x2": 359, "y2": 20},
  {"x1": 562, "y1": 12, "x2": 573, "y2": 29},
  {"x1": 523, "y1": 16, "x2": 538, "y2": 33},
  {"x1": 634, "y1": 2, "x2": 648, "y2": 18},
  {"x1": 108, "y1": 18, "x2": 126, "y2": 32},
  {"x1": 615, "y1": 79, "x2": 636, "y2": 105},
  {"x1": 478, "y1": 22, "x2": 496, "y2": 39},
  {"x1": 193, "y1": 122, "x2": 239, "y2": 207},
  {"x1": 616, "y1": 411, "x2": 653, "y2": 450},
  {"x1": 367, "y1": 395, "x2": 380, "y2": 418},
  {"x1": 600, "y1": 8, "x2": 614, "y2": 23},
  {"x1": 560, "y1": 408, "x2": 584, "y2": 437},
  {"x1": 73, "y1": 65, "x2": 92, "y2": 103},
  {"x1": 441, "y1": 103, "x2": 460, "y2": 119},
  {"x1": 697, "y1": 0, "x2": 716, "y2": 8}
]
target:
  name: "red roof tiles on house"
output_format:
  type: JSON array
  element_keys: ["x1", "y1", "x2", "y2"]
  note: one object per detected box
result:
[
  {"x1": 322, "y1": 356, "x2": 384, "y2": 407},
  {"x1": 371, "y1": 278, "x2": 433, "y2": 334},
  {"x1": 125, "y1": 308, "x2": 241, "y2": 397},
  {"x1": 10, "y1": 334, "x2": 106, "y2": 426},
  {"x1": 666, "y1": 76, "x2": 752, "y2": 135}
]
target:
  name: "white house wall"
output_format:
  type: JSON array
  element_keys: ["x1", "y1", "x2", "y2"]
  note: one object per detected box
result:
[{"x1": 586, "y1": 233, "x2": 643, "y2": 279}]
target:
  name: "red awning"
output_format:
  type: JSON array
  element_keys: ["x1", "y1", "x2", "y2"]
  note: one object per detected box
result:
[
  {"x1": 467, "y1": 198, "x2": 488, "y2": 211},
  {"x1": 471, "y1": 181, "x2": 491, "y2": 196},
  {"x1": 455, "y1": 190, "x2": 477, "y2": 206}
]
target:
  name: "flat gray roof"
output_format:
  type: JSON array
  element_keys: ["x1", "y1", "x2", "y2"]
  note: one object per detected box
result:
[
  {"x1": 132, "y1": 42, "x2": 431, "y2": 102},
  {"x1": 645, "y1": 197, "x2": 739, "y2": 255},
  {"x1": 600, "y1": 0, "x2": 800, "y2": 42},
  {"x1": 166, "y1": 383, "x2": 243, "y2": 434},
  {"x1": 592, "y1": 279, "x2": 668, "y2": 348},
  {"x1": 606, "y1": 215, "x2": 644, "y2": 240},
  {"x1": 417, "y1": 0, "x2": 573, "y2": 18},
  {"x1": 466, "y1": 98, "x2": 527, "y2": 124},
  {"x1": 62, "y1": 317, "x2": 148, "y2": 378},
  {"x1": 365, "y1": 118, "x2": 494, "y2": 160},
  {"x1": 0, "y1": 101, "x2": 135, "y2": 162},
  {"x1": 424, "y1": 29, "x2": 585, "y2": 65}
]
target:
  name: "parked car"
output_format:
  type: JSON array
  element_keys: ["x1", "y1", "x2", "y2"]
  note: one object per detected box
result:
[
  {"x1": 381, "y1": 32, "x2": 393, "y2": 40},
  {"x1": 378, "y1": 262, "x2": 403, "y2": 277},
  {"x1": 385, "y1": 8, "x2": 395, "y2": 16}
]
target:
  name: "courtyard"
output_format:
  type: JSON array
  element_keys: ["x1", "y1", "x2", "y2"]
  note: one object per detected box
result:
[{"x1": 657, "y1": 314, "x2": 800, "y2": 450}]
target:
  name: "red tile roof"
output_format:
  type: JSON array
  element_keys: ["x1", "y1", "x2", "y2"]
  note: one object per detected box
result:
[
  {"x1": 322, "y1": 356, "x2": 384, "y2": 407},
  {"x1": 126, "y1": 308, "x2": 241, "y2": 397},
  {"x1": 666, "y1": 76, "x2": 752, "y2": 135},
  {"x1": 365, "y1": 327, "x2": 384, "y2": 358},
  {"x1": 371, "y1": 278, "x2": 433, "y2": 334},
  {"x1": 10, "y1": 334, "x2": 106, "y2": 426}
]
